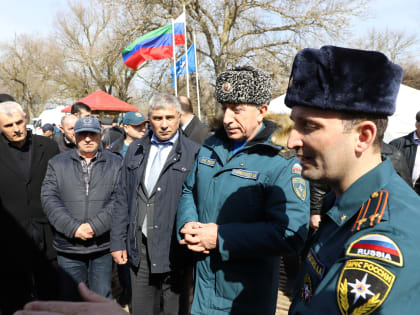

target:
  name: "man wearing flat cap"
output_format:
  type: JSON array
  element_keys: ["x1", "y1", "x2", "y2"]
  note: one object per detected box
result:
[
  {"x1": 42, "y1": 116, "x2": 122, "y2": 300},
  {"x1": 390, "y1": 111, "x2": 420, "y2": 194},
  {"x1": 176, "y1": 66, "x2": 310, "y2": 314},
  {"x1": 286, "y1": 46, "x2": 420, "y2": 314}
]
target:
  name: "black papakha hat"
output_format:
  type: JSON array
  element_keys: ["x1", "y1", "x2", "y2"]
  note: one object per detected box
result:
[
  {"x1": 216, "y1": 66, "x2": 272, "y2": 106},
  {"x1": 285, "y1": 45, "x2": 403, "y2": 116}
]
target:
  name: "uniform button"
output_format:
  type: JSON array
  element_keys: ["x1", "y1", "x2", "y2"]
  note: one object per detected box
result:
[
  {"x1": 147, "y1": 203, "x2": 150, "y2": 207},
  {"x1": 371, "y1": 192, "x2": 379, "y2": 198},
  {"x1": 152, "y1": 263, "x2": 156, "y2": 267},
  {"x1": 154, "y1": 225, "x2": 158, "y2": 228},
  {"x1": 181, "y1": 167, "x2": 186, "y2": 171},
  {"x1": 239, "y1": 162, "x2": 244, "y2": 166},
  {"x1": 157, "y1": 187, "x2": 161, "y2": 191},
  {"x1": 173, "y1": 157, "x2": 177, "y2": 161}
]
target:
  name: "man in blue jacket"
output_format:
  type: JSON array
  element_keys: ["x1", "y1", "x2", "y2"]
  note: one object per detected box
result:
[
  {"x1": 110, "y1": 93, "x2": 200, "y2": 315},
  {"x1": 42, "y1": 116, "x2": 122, "y2": 300},
  {"x1": 286, "y1": 46, "x2": 420, "y2": 314},
  {"x1": 176, "y1": 66, "x2": 310, "y2": 315}
]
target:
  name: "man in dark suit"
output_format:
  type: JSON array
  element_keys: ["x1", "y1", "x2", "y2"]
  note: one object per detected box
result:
[
  {"x1": 0, "y1": 101, "x2": 60, "y2": 313},
  {"x1": 111, "y1": 93, "x2": 200, "y2": 315},
  {"x1": 178, "y1": 96, "x2": 210, "y2": 145}
]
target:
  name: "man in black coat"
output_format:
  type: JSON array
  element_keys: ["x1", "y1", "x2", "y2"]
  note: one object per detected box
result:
[
  {"x1": 111, "y1": 93, "x2": 200, "y2": 315},
  {"x1": 178, "y1": 95, "x2": 210, "y2": 145},
  {"x1": 390, "y1": 110, "x2": 420, "y2": 189},
  {"x1": 0, "y1": 101, "x2": 60, "y2": 313},
  {"x1": 54, "y1": 114, "x2": 77, "y2": 153}
]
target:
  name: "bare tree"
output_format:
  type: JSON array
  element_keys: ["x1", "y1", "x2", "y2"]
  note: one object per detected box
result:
[
  {"x1": 0, "y1": 35, "x2": 61, "y2": 119},
  {"x1": 350, "y1": 28, "x2": 418, "y2": 63}
]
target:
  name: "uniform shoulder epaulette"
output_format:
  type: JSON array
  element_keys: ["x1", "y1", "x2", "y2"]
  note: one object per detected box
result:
[
  {"x1": 351, "y1": 190, "x2": 389, "y2": 232},
  {"x1": 278, "y1": 148, "x2": 295, "y2": 160}
]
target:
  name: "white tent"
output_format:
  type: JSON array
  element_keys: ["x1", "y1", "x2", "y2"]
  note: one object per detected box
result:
[{"x1": 268, "y1": 84, "x2": 420, "y2": 143}]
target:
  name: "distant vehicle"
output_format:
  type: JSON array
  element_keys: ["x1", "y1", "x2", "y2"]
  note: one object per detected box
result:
[
  {"x1": 33, "y1": 107, "x2": 66, "y2": 135},
  {"x1": 27, "y1": 118, "x2": 40, "y2": 133}
]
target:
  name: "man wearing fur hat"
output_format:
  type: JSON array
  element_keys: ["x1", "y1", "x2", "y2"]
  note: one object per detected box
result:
[
  {"x1": 177, "y1": 66, "x2": 310, "y2": 314},
  {"x1": 286, "y1": 46, "x2": 420, "y2": 314}
]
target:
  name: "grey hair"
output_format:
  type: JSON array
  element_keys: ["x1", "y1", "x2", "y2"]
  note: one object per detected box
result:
[
  {"x1": 0, "y1": 101, "x2": 25, "y2": 116},
  {"x1": 148, "y1": 93, "x2": 181, "y2": 117}
]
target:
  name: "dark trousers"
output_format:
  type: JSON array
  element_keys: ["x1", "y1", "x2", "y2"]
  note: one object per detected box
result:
[
  {"x1": 130, "y1": 235, "x2": 189, "y2": 315},
  {"x1": 57, "y1": 250, "x2": 112, "y2": 301}
]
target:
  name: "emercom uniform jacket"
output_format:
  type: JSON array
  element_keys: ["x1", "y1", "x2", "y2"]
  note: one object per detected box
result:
[
  {"x1": 41, "y1": 149, "x2": 122, "y2": 254},
  {"x1": 110, "y1": 131, "x2": 200, "y2": 273},
  {"x1": 289, "y1": 159, "x2": 420, "y2": 315},
  {"x1": 176, "y1": 120, "x2": 310, "y2": 315}
]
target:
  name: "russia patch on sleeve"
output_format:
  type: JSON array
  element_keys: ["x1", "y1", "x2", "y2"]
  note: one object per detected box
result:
[{"x1": 346, "y1": 234, "x2": 403, "y2": 267}]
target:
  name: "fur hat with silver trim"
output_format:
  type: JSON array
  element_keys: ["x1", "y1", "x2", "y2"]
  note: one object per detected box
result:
[{"x1": 216, "y1": 66, "x2": 272, "y2": 106}]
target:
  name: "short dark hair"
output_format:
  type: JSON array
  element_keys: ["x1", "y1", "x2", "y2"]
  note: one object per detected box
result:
[
  {"x1": 340, "y1": 112, "x2": 388, "y2": 150},
  {"x1": 71, "y1": 102, "x2": 91, "y2": 115},
  {"x1": 178, "y1": 96, "x2": 193, "y2": 114}
]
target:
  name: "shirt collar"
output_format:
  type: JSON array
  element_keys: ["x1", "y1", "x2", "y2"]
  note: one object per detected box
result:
[
  {"x1": 413, "y1": 131, "x2": 420, "y2": 145},
  {"x1": 151, "y1": 130, "x2": 179, "y2": 146}
]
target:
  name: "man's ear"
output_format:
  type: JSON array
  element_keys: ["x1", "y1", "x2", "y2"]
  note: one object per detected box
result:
[
  {"x1": 355, "y1": 121, "x2": 377, "y2": 154},
  {"x1": 257, "y1": 105, "x2": 268, "y2": 123},
  {"x1": 59, "y1": 125, "x2": 64, "y2": 133}
]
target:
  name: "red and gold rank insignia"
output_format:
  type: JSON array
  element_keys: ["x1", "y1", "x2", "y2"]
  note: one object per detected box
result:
[
  {"x1": 337, "y1": 259, "x2": 395, "y2": 315},
  {"x1": 301, "y1": 273, "x2": 312, "y2": 302}
]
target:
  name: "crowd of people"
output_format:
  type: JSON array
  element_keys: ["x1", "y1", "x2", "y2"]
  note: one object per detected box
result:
[{"x1": 1, "y1": 44, "x2": 420, "y2": 315}]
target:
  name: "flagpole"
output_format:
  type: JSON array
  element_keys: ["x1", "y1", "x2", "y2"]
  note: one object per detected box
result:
[
  {"x1": 171, "y1": 18, "x2": 178, "y2": 96},
  {"x1": 193, "y1": 32, "x2": 201, "y2": 120},
  {"x1": 183, "y1": 5, "x2": 190, "y2": 98}
]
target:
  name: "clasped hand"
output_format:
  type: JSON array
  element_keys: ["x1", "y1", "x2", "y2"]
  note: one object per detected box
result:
[
  {"x1": 179, "y1": 221, "x2": 218, "y2": 254},
  {"x1": 74, "y1": 223, "x2": 94, "y2": 240}
]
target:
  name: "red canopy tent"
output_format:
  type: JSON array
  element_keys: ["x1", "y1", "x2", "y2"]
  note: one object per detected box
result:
[{"x1": 61, "y1": 90, "x2": 138, "y2": 113}]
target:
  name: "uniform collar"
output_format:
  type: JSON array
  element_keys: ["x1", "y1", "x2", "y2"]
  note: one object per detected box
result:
[{"x1": 327, "y1": 158, "x2": 394, "y2": 226}]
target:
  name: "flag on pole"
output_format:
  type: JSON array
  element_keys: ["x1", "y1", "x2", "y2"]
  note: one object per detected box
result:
[
  {"x1": 170, "y1": 44, "x2": 196, "y2": 88},
  {"x1": 122, "y1": 13, "x2": 185, "y2": 69}
]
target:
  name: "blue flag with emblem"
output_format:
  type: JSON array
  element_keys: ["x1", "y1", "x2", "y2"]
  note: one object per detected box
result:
[{"x1": 170, "y1": 44, "x2": 196, "y2": 88}]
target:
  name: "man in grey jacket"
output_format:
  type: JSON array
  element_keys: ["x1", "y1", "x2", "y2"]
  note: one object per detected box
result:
[{"x1": 42, "y1": 116, "x2": 121, "y2": 300}]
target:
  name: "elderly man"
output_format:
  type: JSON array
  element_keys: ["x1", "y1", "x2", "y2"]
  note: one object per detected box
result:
[
  {"x1": 111, "y1": 93, "x2": 200, "y2": 315},
  {"x1": 107, "y1": 110, "x2": 148, "y2": 157},
  {"x1": 54, "y1": 114, "x2": 78, "y2": 152},
  {"x1": 42, "y1": 116, "x2": 121, "y2": 300},
  {"x1": 0, "y1": 101, "x2": 59, "y2": 313},
  {"x1": 286, "y1": 46, "x2": 420, "y2": 314},
  {"x1": 176, "y1": 66, "x2": 310, "y2": 315}
]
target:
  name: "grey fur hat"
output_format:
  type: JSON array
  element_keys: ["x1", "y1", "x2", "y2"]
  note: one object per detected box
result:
[{"x1": 216, "y1": 66, "x2": 272, "y2": 106}]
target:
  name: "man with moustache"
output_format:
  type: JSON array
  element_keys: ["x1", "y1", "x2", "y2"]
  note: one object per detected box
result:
[
  {"x1": 0, "y1": 101, "x2": 60, "y2": 313},
  {"x1": 42, "y1": 116, "x2": 121, "y2": 300},
  {"x1": 176, "y1": 66, "x2": 309, "y2": 315},
  {"x1": 286, "y1": 46, "x2": 420, "y2": 314}
]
